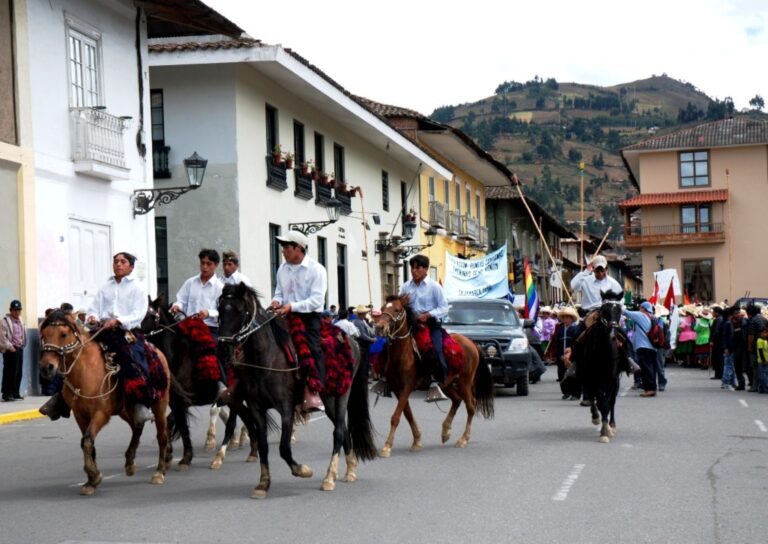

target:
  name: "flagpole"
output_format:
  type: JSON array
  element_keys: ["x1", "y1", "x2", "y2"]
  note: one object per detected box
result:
[
  {"x1": 579, "y1": 162, "x2": 585, "y2": 271},
  {"x1": 725, "y1": 168, "x2": 733, "y2": 302},
  {"x1": 591, "y1": 226, "x2": 613, "y2": 260}
]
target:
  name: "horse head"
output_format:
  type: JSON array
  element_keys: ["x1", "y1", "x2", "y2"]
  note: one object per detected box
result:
[
  {"x1": 599, "y1": 289, "x2": 625, "y2": 329},
  {"x1": 374, "y1": 294, "x2": 412, "y2": 339},
  {"x1": 39, "y1": 309, "x2": 85, "y2": 380},
  {"x1": 218, "y1": 282, "x2": 260, "y2": 346}
]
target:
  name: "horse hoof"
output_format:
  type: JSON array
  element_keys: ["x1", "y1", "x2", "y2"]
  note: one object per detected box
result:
[
  {"x1": 608, "y1": 428, "x2": 616, "y2": 437},
  {"x1": 591, "y1": 418, "x2": 600, "y2": 426},
  {"x1": 150, "y1": 473, "x2": 165, "y2": 485},
  {"x1": 292, "y1": 464, "x2": 313, "y2": 478},
  {"x1": 380, "y1": 447, "x2": 391, "y2": 458},
  {"x1": 176, "y1": 463, "x2": 190, "y2": 472},
  {"x1": 344, "y1": 473, "x2": 357, "y2": 483},
  {"x1": 441, "y1": 433, "x2": 450, "y2": 444},
  {"x1": 598, "y1": 436, "x2": 610, "y2": 444},
  {"x1": 409, "y1": 444, "x2": 422, "y2": 452},
  {"x1": 125, "y1": 464, "x2": 136, "y2": 477},
  {"x1": 246, "y1": 455, "x2": 258, "y2": 463},
  {"x1": 321, "y1": 480, "x2": 336, "y2": 491},
  {"x1": 251, "y1": 488, "x2": 268, "y2": 499},
  {"x1": 204, "y1": 440, "x2": 215, "y2": 451},
  {"x1": 455, "y1": 439, "x2": 467, "y2": 448},
  {"x1": 209, "y1": 457, "x2": 223, "y2": 470},
  {"x1": 80, "y1": 485, "x2": 96, "y2": 496}
]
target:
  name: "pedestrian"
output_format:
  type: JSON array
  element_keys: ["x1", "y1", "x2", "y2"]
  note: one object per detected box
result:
[
  {"x1": 552, "y1": 306, "x2": 580, "y2": 400},
  {"x1": 720, "y1": 306, "x2": 737, "y2": 390},
  {"x1": 745, "y1": 304, "x2": 768, "y2": 392},
  {"x1": 694, "y1": 307, "x2": 713, "y2": 369},
  {"x1": 709, "y1": 306, "x2": 725, "y2": 380},
  {"x1": 675, "y1": 305, "x2": 697, "y2": 367},
  {"x1": 1, "y1": 300, "x2": 27, "y2": 402},
  {"x1": 220, "y1": 250, "x2": 252, "y2": 286},
  {"x1": 334, "y1": 308, "x2": 359, "y2": 338},
  {"x1": 757, "y1": 328, "x2": 768, "y2": 393},
  {"x1": 623, "y1": 301, "x2": 658, "y2": 397},
  {"x1": 655, "y1": 305, "x2": 670, "y2": 392},
  {"x1": 170, "y1": 248, "x2": 227, "y2": 399},
  {"x1": 270, "y1": 230, "x2": 327, "y2": 413},
  {"x1": 731, "y1": 308, "x2": 749, "y2": 390}
]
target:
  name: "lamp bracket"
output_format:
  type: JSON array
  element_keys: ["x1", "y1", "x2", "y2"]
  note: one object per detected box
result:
[
  {"x1": 288, "y1": 221, "x2": 336, "y2": 236},
  {"x1": 132, "y1": 185, "x2": 198, "y2": 217}
]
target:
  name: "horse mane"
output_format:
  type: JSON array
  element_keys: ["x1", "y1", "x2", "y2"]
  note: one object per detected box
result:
[
  {"x1": 601, "y1": 289, "x2": 624, "y2": 302},
  {"x1": 41, "y1": 309, "x2": 81, "y2": 333},
  {"x1": 220, "y1": 283, "x2": 292, "y2": 346}
]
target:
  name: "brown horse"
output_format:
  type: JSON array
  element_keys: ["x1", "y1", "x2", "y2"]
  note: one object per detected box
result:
[
  {"x1": 373, "y1": 295, "x2": 494, "y2": 456},
  {"x1": 38, "y1": 310, "x2": 171, "y2": 495}
]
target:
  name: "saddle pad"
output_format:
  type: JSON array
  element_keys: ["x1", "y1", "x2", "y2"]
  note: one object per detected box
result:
[
  {"x1": 177, "y1": 317, "x2": 220, "y2": 381},
  {"x1": 413, "y1": 326, "x2": 464, "y2": 374}
]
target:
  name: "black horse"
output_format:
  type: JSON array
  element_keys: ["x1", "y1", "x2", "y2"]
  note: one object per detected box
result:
[
  {"x1": 575, "y1": 290, "x2": 631, "y2": 443},
  {"x1": 140, "y1": 295, "x2": 259, "y2": 469},
  {"x1": 217, "y1": 282, "x2": 377, "y2": 498}
]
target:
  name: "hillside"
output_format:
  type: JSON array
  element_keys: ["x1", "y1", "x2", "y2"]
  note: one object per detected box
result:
[{"x1": 429, "y1": 74, "x2": 731, "y2": 241}]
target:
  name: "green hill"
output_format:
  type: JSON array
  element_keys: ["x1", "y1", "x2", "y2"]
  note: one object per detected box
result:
[{"x1": 430, "y1": 74, "x2": 735, "y2": 241}]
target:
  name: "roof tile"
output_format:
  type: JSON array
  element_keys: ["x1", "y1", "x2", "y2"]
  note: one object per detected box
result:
[
  {"x1": 622, "y1": 117, "x2": 768, "y2": 152},
  {"x1": 618, "y1": 189, "x2": 728, "y2": 209}
]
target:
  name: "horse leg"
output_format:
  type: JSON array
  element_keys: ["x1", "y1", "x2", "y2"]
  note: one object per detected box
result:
[
  {"x1": 402, "y1": 401, "x2": 423, "y2": 452},
  {"x1": 205, "y1": 405, "x2": 221, "y2": 451},
  {"x1": 250, "y1": 409, "x2": 272, "y2": 499},
  {"x1": 123, "y1": 421, "x2": 143, "y2": 477},
  {"x1": 453, "y1": 384, "x2": 475, "y2": 448},
  {"x1": 381, "y1": 389, "x2": 414, "y2": 458},
  {"x1": 322, "y1": 397, "x2": 347, "y2": 491},
  {"x1": 239, "y1": 424, "x2": 250, "y2": 449},
  {"x1": 210, "y1": 407, "x2": 238, "y2": 470},
  {"x1": 80, "y1": 412, "x2": 109, "y2": 496},
  {"x1": 151, "y1": 399, "x2": 169, "y2": 485}
]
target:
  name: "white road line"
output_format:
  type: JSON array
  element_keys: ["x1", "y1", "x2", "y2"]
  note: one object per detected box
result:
[
  {"x1": 552, "y1": 463, "x2": 585, "y2": 501},
  {"x1": 68, "y1": 458, "x2": 182, "y2": 487},
  {"x1": 739, "y1": 399, "x2": 748, "y2": 408},
  {"x1": 755, "y1": 420, "x2": 767, "y2": 432}
]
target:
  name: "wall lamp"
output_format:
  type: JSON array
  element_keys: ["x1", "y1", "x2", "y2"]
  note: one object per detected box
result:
[
  {"x1": 133, "y1": 151, "x2": 207, "y2": 217},
  {"x1": 288, "y1": 197, "x2": 342, "y2": 235},
  {"x1": 376, "y1": 227, "x2": 438, "y2": 256},
  {"x1": 656, "y1": 253, "x2": 664, "y2": 270}
]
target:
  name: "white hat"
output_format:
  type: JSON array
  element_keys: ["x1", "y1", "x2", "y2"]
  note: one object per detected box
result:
[
  {"x1": 591, "y1": 255, "x2": 607, "y2": 269},
  {"x1": 275, "y1": 230, "x2": 309, "y2": 248}
]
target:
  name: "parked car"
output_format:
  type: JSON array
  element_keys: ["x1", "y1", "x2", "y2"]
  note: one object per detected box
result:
[
  {"x1": 443, "y1": 297, "x2": 532, "y2": 395},
  {"x1": 734, "y1": 297, "x2": 768, "y2": 310}
]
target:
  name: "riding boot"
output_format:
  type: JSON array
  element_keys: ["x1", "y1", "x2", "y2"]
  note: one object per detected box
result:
[
  {"x1": 370, "y1": 379, "x2": 391, "y2": 397},
  {"x1": 300, "y1": 386, "x2": 325, "y2": 414},
  {"x1": 39, "y1": 392, "x2": 71, "y2": 421}
]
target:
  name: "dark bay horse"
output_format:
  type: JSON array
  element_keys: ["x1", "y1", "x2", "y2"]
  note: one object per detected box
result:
[
  {"x1": 575, "y1": 290, "x2": 630, "y2": 443},
  {"x1": 373, "y1": 295, "x2": 494, "y2": 456},
  {"x1": 38, "y1": 310, "x2": 170, "y2": 495},
  {"x1": 217, "y1": 283, "x2": 377, "y2": 498},
  {"x1": 140, "y1": 297, "x2": 259, "y2": 469}
]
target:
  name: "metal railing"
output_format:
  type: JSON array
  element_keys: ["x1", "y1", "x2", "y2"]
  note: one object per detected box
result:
[
  {"x1": 70, "y1": 107, "x2": 127, "y2": 168},
  {"x1": 625, "y1": 222, "x2": 724, "y2": 236},
  {"x1": 479, "y1": 225, "x2": 488, "y2": 246},
  {"x1": 460, "y1": 214, "x2": 479, "y2": 240},
  {"x1": 428, "y1": 200, "x2": 447, "y2": 228},
  {"x1": 153, "y1": 145, "x2": 171, "y2": 178},
  {"x1": 448, "y1": 210, "x2": 462, "y2": 235},
  {"x1": 624, "y1": 222, "x2": 726, "y2": 247}
]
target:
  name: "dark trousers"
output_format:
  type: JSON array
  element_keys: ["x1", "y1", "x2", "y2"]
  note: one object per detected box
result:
[
  {"x1": 427, "y1": 318, "x2": 447, "y2": 382},
  {"x1": 2, "y1": 349, "x2": 23, "y2": 397},
  {"x1": 637, "y1": 347, "x2": 658, "y2": 392},
  {"x1": 208, "y1": 326, "x2": 228, "y2": 383},
  {"x1": 711, "y1": 344, "x2": 724, "y2": 379},
  {"x1": 734, "y1": 350, "x2": 748, "y2": 388},
  {"x1": 298, "y1": 312, "x2": 325, "y2": 384}
]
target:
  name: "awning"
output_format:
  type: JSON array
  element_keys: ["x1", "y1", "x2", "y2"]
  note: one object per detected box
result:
[{"x1": 619, "y1": 189, "x2": 728, "y2": 210}]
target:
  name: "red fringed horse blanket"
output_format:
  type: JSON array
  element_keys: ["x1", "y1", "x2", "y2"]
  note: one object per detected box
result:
[
  {"x1": 99, "y1": 330, "x2": 168, "y2": 404},
  {"x1": 177, "y1": 317, "x2": 220, "y2": 381},
  {"x1": 413, "y1": 325, "x2": 464, "y2": 374},
  {"x1": 287, "y1": 314, "x2": 355, "y2": 396}
]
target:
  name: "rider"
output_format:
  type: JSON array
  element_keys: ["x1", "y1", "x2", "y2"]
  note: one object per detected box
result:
[
  {"x1": 270, "y1": 230, "x2": 327, "y2": 414},
  {"x1": 41, "y1": 252, "x2": 153, "y2": 424},
  {"x1": 570, "y1": 255, "x2": 623, "y2": 322},
  {"x1": 398, "y1": 254, "x2": 450, "y2": 402},
  {"x1": 170, "y1": 249, "x2": 227, "y2": 399},
  {"x1": 221, "y1": 250, "x2": 252, "y2": 287}
]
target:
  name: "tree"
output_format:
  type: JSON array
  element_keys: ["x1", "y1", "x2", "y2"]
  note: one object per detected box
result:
[
  {"x1": 431, "y1": 105, "x2": 456, "y2": 123},
  {"x1": 749, "y1": 94, "x2": 765, "y2": 111},
  {"x1": 568, "y1": 148, "x2": 582, "y2": 162}
]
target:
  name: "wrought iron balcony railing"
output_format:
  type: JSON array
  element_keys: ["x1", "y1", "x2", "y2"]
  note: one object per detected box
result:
[
  {"x1": 624, "y1": 222, "x2": 725, "y2": 247},
  {"x1": 153, "y1": 145, "x2": 171, "y2": 179},
  {"x1": 428, "y1": 200, "x2": 447, "y2": 228},
  {"x1": 70, "y1": 107, "x2": 129, "y2": 179},
  {"x1": 460, "y1": 214, "x2": 479, "y2": 241}
]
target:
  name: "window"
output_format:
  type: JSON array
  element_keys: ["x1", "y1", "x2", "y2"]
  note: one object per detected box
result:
[
  {"x1": 382, "y1": 170, "x2": 389, "y2": 211},
  {"x1": 333, "y1": 143, "x2": 345, "y2": 182},
  {"x1": 269, "y1": 223, "x2": 281, "y2": 292},
  {"x1": 150, "y1": 90, "x2": 170, "y2": 178},
  {"x1": 318, "y1": 236, "x2": 328, "y2": 308},
  {"x1": 314, "y1": 132, "x2": 325, "y2": 172},
  {"x1": 266, "y1": 104, "x2": 278, "y2": 155},
  {"x1": 466, "y1": 185, "x2": 472, "y2": 216},
  {"x1": 66, "y1": 18, "x2": 102, "y2": 107},
  {"x1": 154, "y1": 217, "x2": 168, "y2": 303},
  {"x1": 443, "y1": 179, "x2": 450, "y2": 207},
  {"x1": 337, "y1": 243, "x2": 347, "y2": 310},
  {"x1": 428, "y1": 177, "x2": 435, "y2": 202},
  {"x1": 293, "y1": 120, "x2": 305, "y2": 166},
  {"x1": 680, "y1": 204, "x2": 711, "y2": 233},
  {"x1": 476, "y1": 193, "x2": 482, "y2": 221},
  {"x1": 683, "y1": 258, "x2": 714, "y2": 303},
  {"x1": 679, "y1": 151, "x2": 709, "y2": 187},
  {"x1": 455, "y1": 180, "x2": 461, "y2": 213}
]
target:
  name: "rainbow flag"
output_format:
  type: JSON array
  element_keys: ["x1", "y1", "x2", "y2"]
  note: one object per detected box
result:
[{"x1": 523, "y1": 257, "x2": 539, "y2": 320}]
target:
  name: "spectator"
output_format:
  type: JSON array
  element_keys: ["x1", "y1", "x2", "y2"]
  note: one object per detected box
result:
[
  {"x1": 623, "y1": 301, "x2": 657, "y2": 397},
  {"x1": 731, "y1": 308, "x2": 749, "y2": 390},
  {"x1": 746, "y1": 305, "x2": 768, "y2": 392},
  {"x1": 720, "y1": 306, "x2": 736, "y2": 391},
  {"x1": 1, "y1": 300, "x2": 27, "y2": 402},
  {"x1": 694, "y1": 307, "x2": 713, "y2": 369},
  {"x1": 710, "y1": 306, "x2": 725, "y2": 380},
  {"x1": 655, "y1": 305, "x2": 670, "y2": 392},
  {"x1": 756, "y1": 328, "x2": 768, "y2": 393},
  {"x1": 676, "y1": 305, "x2": 697, "y2": 367},
  {"x1": 334, "y1": 308, "x2": 359, "y2": 338}
]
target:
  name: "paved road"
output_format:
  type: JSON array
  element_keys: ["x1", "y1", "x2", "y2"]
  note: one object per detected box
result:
[{"x1": 1, "y1": 367, "x2": 767, "y2": 544}]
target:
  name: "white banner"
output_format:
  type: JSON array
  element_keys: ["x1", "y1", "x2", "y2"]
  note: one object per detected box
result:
[
  {"x1": 654, "y1": 268, "x2": 681, "y2": 300},
  {"x1": 444, "y1": 246, "x2": 508, "y2": 299}
]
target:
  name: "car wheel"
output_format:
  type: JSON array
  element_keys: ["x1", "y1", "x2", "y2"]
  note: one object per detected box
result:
[{"x1": 516, "y1": 374, "x2": 529, "y2": 396}]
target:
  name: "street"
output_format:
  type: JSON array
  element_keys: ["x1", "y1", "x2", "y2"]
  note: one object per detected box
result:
[{"x1": 1, "y1": 366, "x2": 767, "y2": 544}]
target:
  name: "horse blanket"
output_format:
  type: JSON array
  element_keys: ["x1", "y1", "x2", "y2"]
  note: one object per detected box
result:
[
  {"x1": 99, "y1": 329, "x2": 168, "y2": 404},
  {"x1": 177, "y1": 317, "x2": 220, "y2": 382},
  {"x1": 413, "y1": 325, "x2": 464, "y2": 374}
]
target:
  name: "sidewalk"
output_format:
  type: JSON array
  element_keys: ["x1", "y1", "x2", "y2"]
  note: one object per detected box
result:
[{"x1": 0, "y1": 396, "x2": 47, "y2": 425}]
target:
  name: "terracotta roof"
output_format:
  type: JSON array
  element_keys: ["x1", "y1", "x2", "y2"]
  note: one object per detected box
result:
[
  {"x1": 618, "y1": 189, "x2": 728, "y2": 209},
  {"x1": 622, "y1": 116, "x2": 768, "y2": 152},
  {"x1": 148, "y1": 36, "x2": 261, "y2": 52},
  {"x1": 354, "y1": 97, "x2": 426, "y2": 120},
  {"x1": 143, "y1": 0, "x2": 244, "y2": 39}
]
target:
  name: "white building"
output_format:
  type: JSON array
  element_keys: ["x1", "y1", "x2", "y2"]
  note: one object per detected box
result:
[{"x1": 147, "y1": 35, "x2": 452, "y2": 309}]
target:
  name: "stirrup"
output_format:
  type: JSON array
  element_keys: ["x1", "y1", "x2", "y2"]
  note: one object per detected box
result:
[
  {"x1": 425, "y1": 383, "x2": 448, "y2": 403},
  {"x1": 39, "y1": 393, "x2": 70, "y2": 421},
  {"x1": 134, "y1": 404, "x2": 153, "y2": 425},
  {"x1": 370, "y1": 380, "x2": 392, "y2": 397},
  {"x1": 300, "y1": 388, "x2": 325, "y2": 414}
]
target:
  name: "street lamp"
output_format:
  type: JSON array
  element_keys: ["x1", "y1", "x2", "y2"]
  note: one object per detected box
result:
[
  {"x1": 656, "y1": 253, "x2": 664, "y2": 270},
  {"x1": 288, "y1": 197, "x2": 342, "y2": 235},
  {"x1": 132, "y1": 151, "x2": 208, "y2": 217},
  {"x1": 391, "y1": 227, "x2": 438, "y2": 258}
]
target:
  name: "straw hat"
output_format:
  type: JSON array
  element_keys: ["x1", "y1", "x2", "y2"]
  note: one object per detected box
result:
[
  {"x1": 540, "y1": 306, "x2": 553, "y2": 315},
  {"x1": 558, "y1": 307, "x2": 579, "y2": 320},
  {"x1": 654, "y1": 304, "x2": 670, "y2": 317},
  {"x1": 699, "y1": 308, "x2": 713, "y2": 319},
  {"x1": 354, "y1": 304, "x2": 369, "y2": 314},
  {"x1": 682, "y1": 304, "x2": 697, "y2": 316}
]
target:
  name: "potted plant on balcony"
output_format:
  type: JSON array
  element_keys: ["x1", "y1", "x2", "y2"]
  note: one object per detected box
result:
[
  {"x1": 336, "y1": 179, "x2": 348, "y2": 194},
  {"x1": 271, "y1": 144, "x2": 283, "y2": 165},
  {"x1": 404, "y1": 208, "x2": 418, "y2": 223},
  {"x1": 282, "y1": 151, "x2": 295, "y2": 169},
  {"x1": 300, "y1": 159, "x2": 313, "y2": 177},
  {"x1": 319, "y1": 171, "x2": 330, "y2": 185}
]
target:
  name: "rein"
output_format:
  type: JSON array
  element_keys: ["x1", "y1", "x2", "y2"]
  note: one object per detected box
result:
[{"x1": 379, "y1": 308, "x2": 421, "y2": 358}]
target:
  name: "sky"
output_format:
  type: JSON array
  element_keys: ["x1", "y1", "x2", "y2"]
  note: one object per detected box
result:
[{"x1": 204, "y1": 0, "x2": 767, "y2": 116}]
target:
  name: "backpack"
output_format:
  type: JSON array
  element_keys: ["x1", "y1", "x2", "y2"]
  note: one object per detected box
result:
[{"x1": 645, "y1": 318, "x2": 665, "y2": 349}]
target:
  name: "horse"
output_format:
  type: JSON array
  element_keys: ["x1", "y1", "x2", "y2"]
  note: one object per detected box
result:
[
  {"x1": 217, "y1": 282, "x2": 377, "y2": 498},
  {"x1": 574, "y1": 290, "x2": 629, "y2": 443},
  {"x1": 38, "y1": 310, "x2": 170, "y2": 495},
  {"x1": 373, "y1": 294, "x2": 494, "y2": 457},
  {"x1": 140, "y1": 296, "x2": 259, "y2": 470}
]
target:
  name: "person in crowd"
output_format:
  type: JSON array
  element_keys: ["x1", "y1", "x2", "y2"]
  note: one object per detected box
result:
[
  {"x1": 709, "y1": 306, "x2": 725, "y2": 380},
  {"x1": 756, "y1": 327, "x2": 768, "y2": 393},
  {"x1": 655, "y1": 305, "x2": 670, "y2": 392},
  {"x1": 398, "y1": 254, "x2": 450, "y2": 402},
  {"x1": 353, "y1": 305, "x2": 376, "y2": 344},
  {"x1": 320, "y1": 309, "x2": 334, "y2": 326},
  {"x1": 220, "y1": 250, "x2": 252, "y2": 287},
  {"x1": 720, "y1": 306, "x2": 737, "y2": 391},
  {"x1": 1, "y1": 300, "x2": 27, "y2": 402},
  {"x1": 551, "y1": 306, "x2": 580, "y2": 400},
  {"x1": 270, "y1": 230, "x2": 327, "y2": 413},
  {"x1": 675, "y1": 305, "x2": 697, "y2": 367},
  {"x1": 731, "y1": 308, "x2": 750, "y2": 390},
  {"x1": 745, "y1": 305, "x2": 768, "y2": 392},
  {"x1": 623, "y1": 301, "x2": 658, "y2": 397},
  {"x1": 329, "y1": 304, "x2": 338, "y2": 319},
  {"x1": 170, "y1": 249, "x2": 227, "y2": 399},
  {"x1": 536, "y1": 306, "x2": 557, "y2": 361},
  {"x1": 694, "y1": 307, "x2": 713, "y2": 369},
  {"x1": 334, "y1": 308, "x2": 359, "y2": 338}
]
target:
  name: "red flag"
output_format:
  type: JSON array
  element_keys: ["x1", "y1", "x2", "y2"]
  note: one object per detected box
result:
[
  {"x1": 649, "y1": 279, "x2": 659, "y2": 304},
  {"x1": 683, "y1": 291, "x2": 691, "y2": 305},
  {"x1": 663, "y1": 279, "x2": 675, "y2": 310}
]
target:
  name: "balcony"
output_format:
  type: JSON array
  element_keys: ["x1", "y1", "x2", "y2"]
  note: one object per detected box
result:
[
  {"x1": 70, "y1": 107, "x2": 130, "y2": 180},
  {"x1": 448, "y1": 210, "x2": 462, "y2": 235},
  {"x1": 624, "y1": 222, "x2": 725, "y2": 248},
  {"x1": 428, "y1": 200, "x2": 447, "y2": 228},
  {"x1": 265, "y1": 155, "x2": 288, "y2": 191},
  {"x1": 294, "y1": 170, "x2": 313, "y2": 200},
  {"x1": 460, "y1": 214, "x2": 479, "y2": 241}
]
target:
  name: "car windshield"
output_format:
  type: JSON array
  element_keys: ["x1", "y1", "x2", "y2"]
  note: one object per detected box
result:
[{"x1": 445, "y1": 302, "x2": 520, "y2": 326}]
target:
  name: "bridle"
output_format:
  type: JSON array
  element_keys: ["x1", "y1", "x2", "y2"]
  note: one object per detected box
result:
[
  {"x1": 378, "y1": 305, "x2": 410, "y2": 341},
  {"x1": 599, "y1": 301, "x2": 623, "y2": 330}
]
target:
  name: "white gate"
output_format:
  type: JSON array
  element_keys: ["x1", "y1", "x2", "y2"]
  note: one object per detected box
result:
[{"x1": 68, "y1": 218, "x2": 112, "y2": 311}]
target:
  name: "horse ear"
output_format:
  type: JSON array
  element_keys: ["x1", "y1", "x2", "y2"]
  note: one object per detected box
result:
[{"x1": 401, "y1": 293, "x2": 410, "y2": 306}]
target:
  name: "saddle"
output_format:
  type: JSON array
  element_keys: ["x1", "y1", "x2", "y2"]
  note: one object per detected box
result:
[
  {"x1": 413, "y1": 325, "x2": 464, "y2": 374},
  {"x1": 98, "y1": 329, "x2": 168, "y2": 402}
]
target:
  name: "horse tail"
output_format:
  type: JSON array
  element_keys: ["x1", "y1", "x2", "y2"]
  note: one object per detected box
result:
[
  {"x1": 168, "y1": 376, "x2": 193, "y2": 442},
  {"x1": 473, "y1": 351, "x2": 495, "y2": 419},
  {"x1": 347, "y1": 350, "x2": 378, "y2": 462}
]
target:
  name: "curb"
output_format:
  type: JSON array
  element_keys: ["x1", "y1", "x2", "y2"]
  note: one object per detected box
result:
[{"x1": 0, "y1": 409, "x2": 45, "y2": 425}]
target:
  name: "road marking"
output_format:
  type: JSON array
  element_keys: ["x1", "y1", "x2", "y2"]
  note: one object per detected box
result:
[
  {"x1": 552, "y1": 463, "x2": 585, "y2": 501},
  {"x1": 756, "y1": 420, "x2": 767, "y2": 432},
  {"x1": 68, "y1": 458, "x2": 182, "y2": 487},
  {"x1": 739, "y1": 399, "x2": 748, "y2": 408}
]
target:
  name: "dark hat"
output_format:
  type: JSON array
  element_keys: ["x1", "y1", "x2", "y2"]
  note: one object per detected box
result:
[
  {"x1": 222, "y1": 250, "x2": 239, "y2": 263},
  {"x1": 9, "y1": 300, "x2": 22, "y2": 310}
]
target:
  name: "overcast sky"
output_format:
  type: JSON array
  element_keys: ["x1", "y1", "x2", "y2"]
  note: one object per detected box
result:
[{"x1": 205, "y1": 0, "x2": 767, "y2": 115}]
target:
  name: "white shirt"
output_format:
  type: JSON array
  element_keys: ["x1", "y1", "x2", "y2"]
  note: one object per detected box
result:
[
  {"x1": 222, "y1": 269, "x2": 252, "y2": 287},
  {"x1": 272, "y1": 255, "x2": 327, "y2": 314},
  {"x1": 87, "y1": 275, "x2": 148, "y2": 330},
  {"x1": 334, "y1": 318, "x2": 360, "y2": 337},
  {"x1": 570, "y1": 269, "x2": 624, "y2": 311},
  {"x1": 398, "y1": 276, "x2": 449, "y2": 320},
  {"x1": 175, "y1": 274, "x2": 224, "y2": 328}
]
